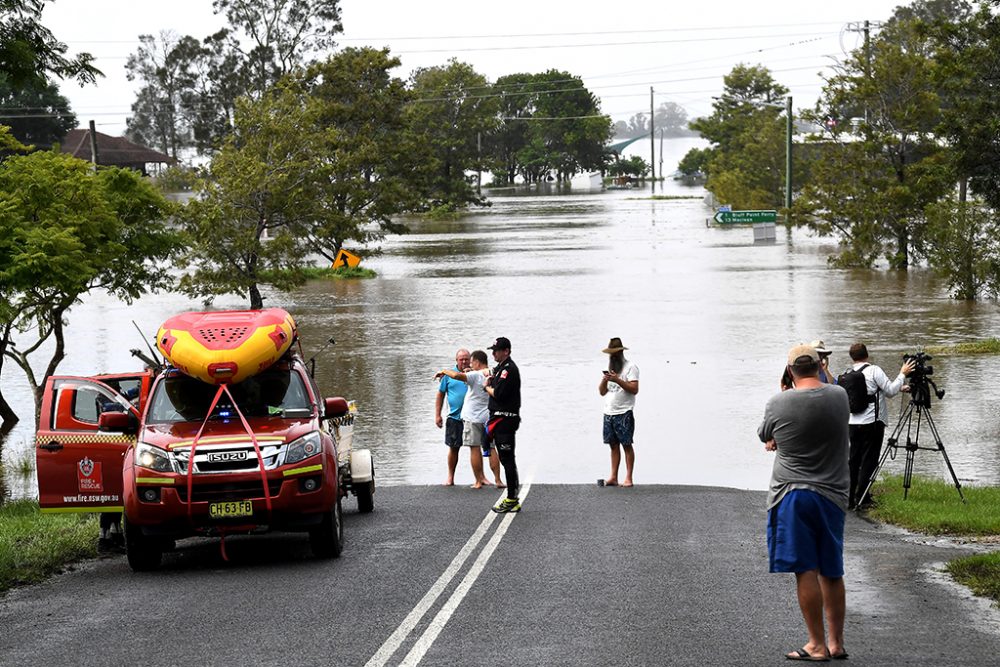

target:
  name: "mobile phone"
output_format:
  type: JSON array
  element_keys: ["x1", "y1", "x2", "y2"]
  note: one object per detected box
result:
[{"x1": 602, "y1": 370, "x2": 611, "y2": 376}]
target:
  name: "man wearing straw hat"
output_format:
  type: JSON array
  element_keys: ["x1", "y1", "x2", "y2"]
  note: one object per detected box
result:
[{"x1": 599, "y1": 337, "x2": 640, "y2": 487}]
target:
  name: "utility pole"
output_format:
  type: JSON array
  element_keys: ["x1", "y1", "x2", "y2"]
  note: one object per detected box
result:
[
  {"x1": 846, "y1": 20, "x2": 883, "y2": 127},
  {"x1": 88, "y1": 119, "x2": 99, "y2": 171},
  {"x1": 785, "y1": 96, "x2": 793, "y2": 218},
  {"x1": 649, "y1": 87, "x2": 656, "y2": 186}
]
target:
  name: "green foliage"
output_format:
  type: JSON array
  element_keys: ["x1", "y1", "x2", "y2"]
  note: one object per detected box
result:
[
  {"x1": 868, "y1": 475, "x2": 1000, "y2": 535},
  {"x1": 152, "y1": 165, "x2": 201, "y2": 193},
  {"x1": 406, "y1": 59, "x2": 497, "y2": 208},
  {"x1": 923, "y1": 200, "x2": 1000, "y2": 299},
  {"x1": 925, "y1": 338, "x2": 1000, "y2": 355},
  {"x1": 489, "y1": 70, "x2": 611, "y2": 185},
  {"x1": 0, "y1": 74, "x2": 75, "y2": 149},
  {"x1": 677, "y1": 147, "x2": 711, "y2": 176},
  {"x1": 931, "y1": 2, "x2": 1000, "y2": 209},
  {"x1": 947, "y1": 553, "x2": 1000, "y2": 607},
  {"x1": 0, "y1": 500, "x2": 98, "y2": 593},
  {"x1": 0, "y1": 152, "x2": 178, "y2": 424},
  {"x1": 607, "y1": 155, "x2": 649, "y2": 178},
  {"x1": 689, "y1": 64, "x2": 790, "y2": 210},
  {"x1": 0, "y1": 0, "x2": 100, "y2": 88},
  {"x1": 296, "y1": 265, "x2": 377, "y2": 280},
  {"x1": 180, "y1": 49, "x2": 417, "y2": 306},
  {"x1": 796, "y1": 9, "x2": 953, "y2": 269}
]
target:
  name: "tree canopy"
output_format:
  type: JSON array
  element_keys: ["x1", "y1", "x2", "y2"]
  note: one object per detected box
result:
[
  {"x1": 0, "y1": 0, "x2": 100, "y2": 88},
  {"x1": 0, "y1": 73, "x2": 75, "y2": 149},
  {"x1": 0, "y1": 152, "x2": 178, "y2": 426}
]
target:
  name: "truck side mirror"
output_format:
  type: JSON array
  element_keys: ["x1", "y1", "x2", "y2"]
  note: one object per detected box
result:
[
  {"x1": 98, "y1": 411, "x2": 136, "y2": 434},
  {"x1": 323, "y1": 397, "x2": 349, "y2": 420}
]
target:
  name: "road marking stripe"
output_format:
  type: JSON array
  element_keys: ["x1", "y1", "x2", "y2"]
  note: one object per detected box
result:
[
  {"x1": 399, "y1": 482, "x2": 532, "y2": 667},
  {"x1": 363, "y1": 498, "x2": 502, "y2": 667}
]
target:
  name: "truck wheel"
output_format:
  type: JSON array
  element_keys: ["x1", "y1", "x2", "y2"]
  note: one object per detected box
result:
[
  {"x1": 309, "y1": 498, "x2": 343, "y2": 558},
  {"x1": 124, "y1": 516, "x2": 162, "y2": 572},
  {"x1": 356, "y1": 462, "x2": 375, "y2": 514}
]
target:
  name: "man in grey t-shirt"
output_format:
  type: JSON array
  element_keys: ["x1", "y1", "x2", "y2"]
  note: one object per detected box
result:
[{"x1": 758, "y1": 344, "x2": 850, "y2": 662}]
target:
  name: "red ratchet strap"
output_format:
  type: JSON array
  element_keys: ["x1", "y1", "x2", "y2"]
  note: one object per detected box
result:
[{"x1": 184, "y1": 384, "x2": 275, "y2": 555}]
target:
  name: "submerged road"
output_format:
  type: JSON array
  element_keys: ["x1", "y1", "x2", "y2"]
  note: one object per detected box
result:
[{"x1": 1, "y1": 485, "x2": 998, "y2": 666}]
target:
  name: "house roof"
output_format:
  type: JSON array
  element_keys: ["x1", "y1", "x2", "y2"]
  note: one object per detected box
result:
[{"x1": 60, "y1": 129, "x2": 177, "y2": 166}]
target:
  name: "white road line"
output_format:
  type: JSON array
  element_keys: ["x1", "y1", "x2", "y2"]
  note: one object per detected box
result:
[
  {"x1": 363, "y1": 496, "x2": 502, "y2": 667},
  {"x1": 399, "y1": 482, "x2": 532, "y2": 667}
]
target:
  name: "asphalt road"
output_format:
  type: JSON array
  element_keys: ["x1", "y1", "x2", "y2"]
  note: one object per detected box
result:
[{"x1": 1, "y1": 485, "x2": 998, "y2": 666}]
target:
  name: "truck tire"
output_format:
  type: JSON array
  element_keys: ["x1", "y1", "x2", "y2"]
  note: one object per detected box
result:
[
  {"x1": 309, "y1": 498, "x2": 343, "y2": 558},
  {"x1": 356, "y1": 462, "x2": 375, "y2": 514},
  {"x1": 124, "y1": 516, "x2": 162, "y2": 572}
]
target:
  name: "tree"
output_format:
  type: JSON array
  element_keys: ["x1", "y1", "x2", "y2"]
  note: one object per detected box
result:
[
  {"x1": 677, "y1": 147, "x2": 710, "y2": 177},
  {"x1": 297, "y1": 47, "x2": 423, "y2": 262},
  {"x1": 0, "y1": 0, "x2": 100, "y2": 88},
  {"x1": 179, "y1": 83, "x2": 318, "y2": 309},
  {"x1": 931, "y1": 1, "x2": 1000, "y2": 209},
  {"x1": 608, "y1": 155, "x2": 649, "y2": 178},
  {"x1": 0, "y1": 152, "x2": 178, "y2": 426},
  {"x1": 795, "y1": 9, "x2": 953, "y2": 268},
  {"x1": 406, "y1": 60, "x2": 498, "y2": 209},
  {"x1": 125, "y1": 32, "x2": 196, "y2": 159},
  {"x1": 924, "y1": 199, "x2": 1000, "y2": 299},
  {"x1": 0, "y1": 73, "x2": 75, "y2": 149},
  {"x1": 687, "y1": 64, "x2": 790, "y2": 209},
  {"x1": 654, "y1": 101, "x2": 689, "y2": 136},
  {"x1": 180, "y1": 50, "x2": 427, "y2": 306},
  {"x1": 212, "y1": 0, "x2": 343, "y2": 94}
]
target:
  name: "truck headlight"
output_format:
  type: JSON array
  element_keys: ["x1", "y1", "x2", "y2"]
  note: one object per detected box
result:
[
  {"x1": 135, "y1": 443, "x2": 174, "y2": 473},
  {"x1": 284, "y1": 432, "x2": 323, "y2": 465}
]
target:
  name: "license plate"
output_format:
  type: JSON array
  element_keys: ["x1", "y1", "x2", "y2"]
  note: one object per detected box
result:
[{"x1": 209, "y1": 500, "x2": 253, "y2": 519}]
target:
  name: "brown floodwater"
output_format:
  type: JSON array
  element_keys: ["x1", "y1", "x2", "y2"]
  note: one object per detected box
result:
[{"x1": 3, "y1": 141, "x2": 1000, "y2": 500}]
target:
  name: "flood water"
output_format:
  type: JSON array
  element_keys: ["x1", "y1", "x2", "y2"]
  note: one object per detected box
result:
[{"x1": 3, "y1": 137, "x2": 1000, "y2": 500}]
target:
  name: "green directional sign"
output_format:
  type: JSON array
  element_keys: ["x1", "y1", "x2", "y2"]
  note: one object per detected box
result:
[{"x1": 713, "y1": 209, "x2": 777, "y2": 224}]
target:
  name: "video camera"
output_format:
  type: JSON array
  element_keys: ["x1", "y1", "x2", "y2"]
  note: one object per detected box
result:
[{"x1": 903, "y1": 351, "x2": 945, "y2": 408}]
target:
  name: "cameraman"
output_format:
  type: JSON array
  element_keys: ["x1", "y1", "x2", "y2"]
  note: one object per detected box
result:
[{"x1": 846, "y1": 343, "x2": 916, "y2": 509}]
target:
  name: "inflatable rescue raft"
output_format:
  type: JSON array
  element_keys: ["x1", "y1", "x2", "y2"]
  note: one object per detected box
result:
[{"x1": 156, "y1": 309, "x2": 297, "y2": 384}]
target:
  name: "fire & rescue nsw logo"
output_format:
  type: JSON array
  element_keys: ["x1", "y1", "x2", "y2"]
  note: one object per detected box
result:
[{"x1": 77, "y1": 457, "x2": 103, "y2": 493}]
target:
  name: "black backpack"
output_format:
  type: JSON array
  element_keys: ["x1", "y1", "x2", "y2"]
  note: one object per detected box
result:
[{"x1": 837, "y1": 364, "x2": 875, "y2": 414}]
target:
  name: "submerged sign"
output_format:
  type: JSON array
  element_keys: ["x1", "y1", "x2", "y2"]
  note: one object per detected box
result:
[{"x1": 713, "y1": 209, "x2": 777, "y2": 224}]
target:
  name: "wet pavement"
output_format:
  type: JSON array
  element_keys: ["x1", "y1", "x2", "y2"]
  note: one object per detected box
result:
[{"x1": 0, "y1": 485, "x2": 997, "y2": 666}]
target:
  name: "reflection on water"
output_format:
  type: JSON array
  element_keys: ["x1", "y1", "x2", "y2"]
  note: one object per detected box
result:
[{"x1": 4, "y1": 146, "x2": 1000, "y2": 498}]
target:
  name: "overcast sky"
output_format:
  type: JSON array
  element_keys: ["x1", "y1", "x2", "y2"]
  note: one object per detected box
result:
[{"x1": 40, "y1": 0, "x2": 910, "y2": 136}]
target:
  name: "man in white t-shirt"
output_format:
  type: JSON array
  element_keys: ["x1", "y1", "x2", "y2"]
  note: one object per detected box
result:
[
  {"x1": 435, "y1": 350, "x2": 504, "y2": 489},
  {"x1": 599, "y1": 337, "x2": 640, "y2": 487}
]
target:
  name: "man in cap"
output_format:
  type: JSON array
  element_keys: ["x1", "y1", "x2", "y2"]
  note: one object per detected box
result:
[
  {"x1": 758, "y1": 344, "x2": 851, "y2": 661},
  {"x1": 810, "y1": 340, "x2": 835, "y2": 384},
  {"x1": 599, "y1": 337, "x2": 639, "y2": 487},
  {"x1": 484, "y1": 337, "x2": 522, "y2": 513}
]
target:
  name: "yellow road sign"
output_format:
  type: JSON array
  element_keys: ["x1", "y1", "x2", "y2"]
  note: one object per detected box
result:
[{"x1": 333, "y1": 248, "x2": 362, "y2": 269}]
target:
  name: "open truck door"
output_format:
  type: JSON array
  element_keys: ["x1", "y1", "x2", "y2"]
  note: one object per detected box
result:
[{"x1": 35, "y1": 373, "x2": 151, "y2": 513}]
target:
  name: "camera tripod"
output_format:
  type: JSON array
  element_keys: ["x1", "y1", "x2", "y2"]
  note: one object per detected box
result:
[{"x1": 859, "y1": 391, "x2": 965, "y2": 504}]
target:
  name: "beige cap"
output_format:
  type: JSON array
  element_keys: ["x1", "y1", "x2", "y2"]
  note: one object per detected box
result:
[{"x1": 788, "y1": 344, "x2": 820, "y2": 365}]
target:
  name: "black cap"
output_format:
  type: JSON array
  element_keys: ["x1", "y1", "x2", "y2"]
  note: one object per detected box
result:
[{"x1": 488, "y1": 336, "x2": 511, "y2": 351}]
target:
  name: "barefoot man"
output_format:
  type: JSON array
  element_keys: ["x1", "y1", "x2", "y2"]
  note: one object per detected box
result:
[{"x1": 599, "y1": 337, "x2": 639, "y2": 487}]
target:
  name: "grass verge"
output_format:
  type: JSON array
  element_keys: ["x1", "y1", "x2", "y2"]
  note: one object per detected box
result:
[
  {"x1": 869, "y1": 475, "x2": 1000, "y2": 606},
  {"x1": 925, "y1": 338, "x2": 1000, "y2": 355},
  {"x1": 0, "y1": 501, "x2": 98, "y2": 594},
  {"x1": 300, "y1": 266, "x2": 377, "y2": 280},
  {"x1": 631, "y1": 195, "x2": 702, "y2": 200}
]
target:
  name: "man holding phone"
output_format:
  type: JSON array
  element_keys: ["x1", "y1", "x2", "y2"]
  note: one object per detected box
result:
[{"x1": 599, "y1": 337, "x2": 640, "y2": 487}]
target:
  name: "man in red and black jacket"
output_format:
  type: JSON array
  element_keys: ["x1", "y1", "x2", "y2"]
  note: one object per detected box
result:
[{"x1": 485, "y1": 336, "x2": 522, "y2": 513}]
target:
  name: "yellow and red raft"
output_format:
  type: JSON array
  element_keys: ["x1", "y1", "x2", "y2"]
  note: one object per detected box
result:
[{"x1": 156, "y1": 309, "x2": 297, "y2": 384}]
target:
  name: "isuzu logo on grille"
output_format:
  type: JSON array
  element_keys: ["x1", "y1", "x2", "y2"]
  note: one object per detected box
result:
[{"x1": 206, "y1": 450, "x2": 248, "y2": 463}]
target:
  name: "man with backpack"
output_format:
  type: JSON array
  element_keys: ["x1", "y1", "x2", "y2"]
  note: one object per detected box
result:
[{"x1": 838, "y1": 343, "x2": 916, "y2": 509}]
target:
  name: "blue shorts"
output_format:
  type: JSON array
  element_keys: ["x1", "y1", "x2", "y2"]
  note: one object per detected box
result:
[
  {"x1": 767, "y1": 489, "x2": 845, "y2": 578},
  {"x1": 603, "y1": 410, "x2": 635, "y2": 446}
]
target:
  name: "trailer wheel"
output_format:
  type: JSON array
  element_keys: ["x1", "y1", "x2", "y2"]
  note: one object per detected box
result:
[
  {"x1": 124, "y1": 516, "x2": 162, "y2": 572},
  {"x1": 309, "y1": 498, "x2": 343, "y2": 558},
  {"x1": 356, "y1": 462, "x2": 375, "y2": 514}
]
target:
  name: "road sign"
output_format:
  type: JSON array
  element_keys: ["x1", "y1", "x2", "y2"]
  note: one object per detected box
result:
[
  {"x1": 713, "y1": 209, "x2": 777, "y2": 224},
  {"x1": 333, "y1": 248, "x2": 362, "y2": 269}
]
